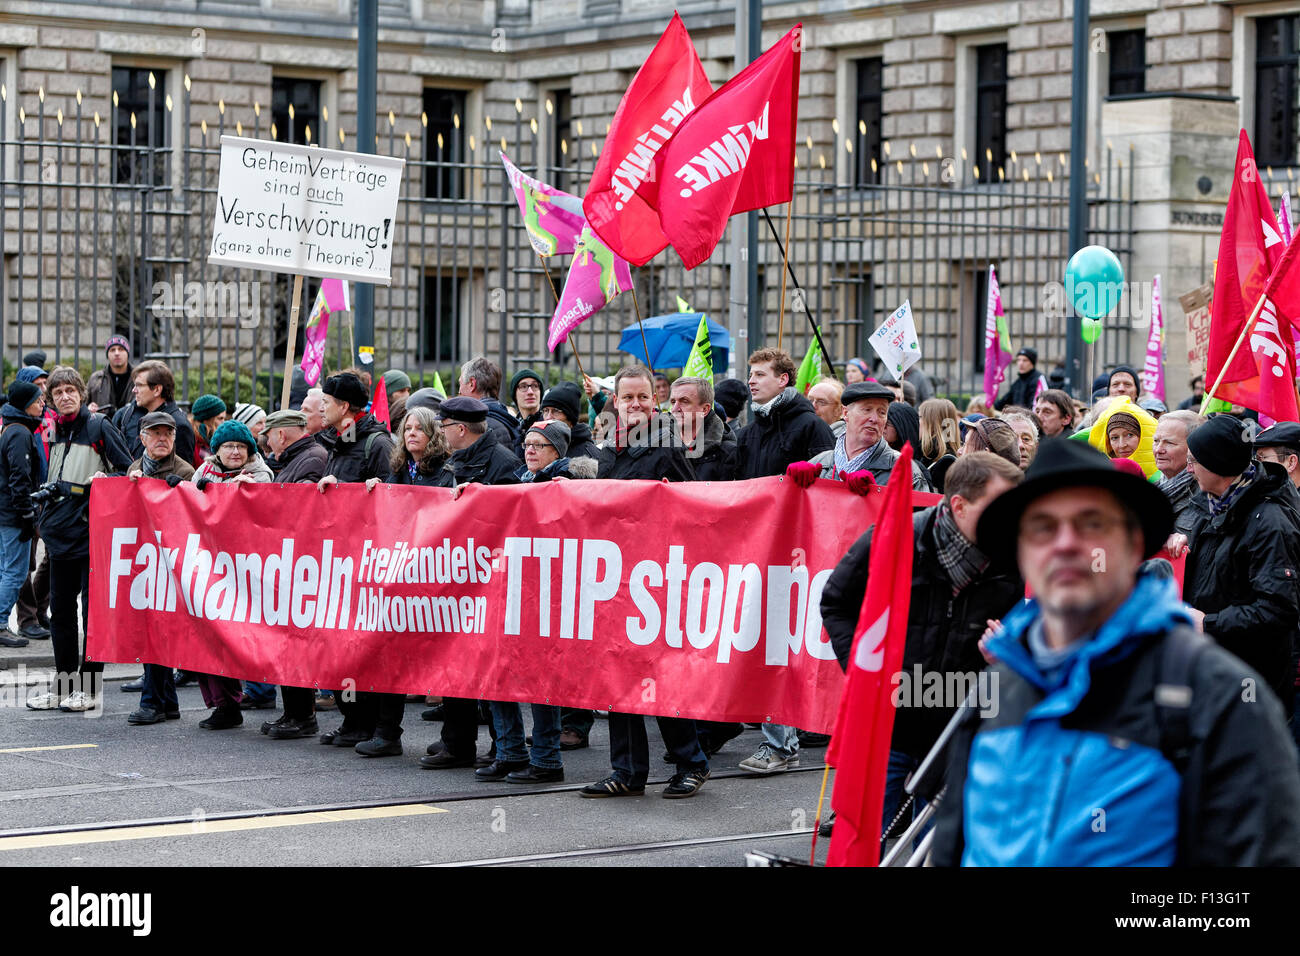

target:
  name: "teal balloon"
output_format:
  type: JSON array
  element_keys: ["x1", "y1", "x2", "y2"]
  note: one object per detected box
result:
[
  {"x1": 1066, "y1": 245, "x2": 1125, "y2": 319},
  {"x1": 1081, "y1": 317, "x2": 1102, "y2": 344}
]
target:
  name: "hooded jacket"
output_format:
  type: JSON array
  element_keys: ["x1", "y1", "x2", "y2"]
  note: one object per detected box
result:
[
  {"x1": 994, "y1": 366, "x2": 1046, "y2": 411},
  {"x1": 566, "y1": 421, "x2": 609, "y2": 470},
  {"x1": 0, "y1": 403, "x2": 45, "y2": 525},
  {"x1": 930, "y1": 572, "x2": 1300, "y2": 866},
  {"x1": 39, "y1": 406, "x2": 134, "y2": 559},
  {"x1": 514, "y1": 455, "x2": 600, "y2": 483},
  {"x1": 442, "y1": 429, "x2": 520, "y2": 486},
  {"x1": 1181, "y1": 459, "x2": 1300, "y2": 709},
  {"x1": 319, "y1": 413, "x2": 396, "y2": 484},
  {"x1": 483, "y1": 398, "x2": 521, "y2": 450},
  {"x1": 113, "y1": 399, "x2": 196, "y2": 467},
  {"x1": 821, "y1": 505, "x2": 1024, "y2": 757},
  {"x1": 86, "y1": 362, "x2": 135, "y2": 420},
  {"x1": 1088, "y1": 397, "x2": 1160, "y2": 479},
  {"x1": 735, "y1": 387, "x2": 834, "y2": 479},
  {"x1": 273, "y1": 434, "x2": 329, "y2": 484}
]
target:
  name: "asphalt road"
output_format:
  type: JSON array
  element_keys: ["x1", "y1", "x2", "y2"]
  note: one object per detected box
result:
[{"x1": 0, "y1": 669, "x2": 834, "y2": 867}]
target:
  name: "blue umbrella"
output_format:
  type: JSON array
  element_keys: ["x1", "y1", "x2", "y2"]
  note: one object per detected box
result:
[{"x1": 617, "y1": 313, "x2": 730, "y2": 372}]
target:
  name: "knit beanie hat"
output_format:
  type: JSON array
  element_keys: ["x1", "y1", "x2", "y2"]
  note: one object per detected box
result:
[
  {"x1": 208, "y1": 419, "x2": 257, "y2": 455},
  {"x1": 322, "y1": 372, "x2": 369, "y2": 410},
  {"x1": 16, "y1": 366, "x2": 47, "y2": 385},
  {"x1": 540, "y1": 381, "x2": 582, "y2": 425},
  {"x1": 22, "y1": 349, "x2": 47, "y2": 370},
  {"x1": 191, "y1": 394, "x2": 227, "y2": 422},
  {"x1": 1187, "y1": 414, "x2": 1253, "y2": 478},
  {"x1": 233, "y1": 402, "x2": 267, "y2": 428},
  {"x1": 510, "y1": 368, "x2": 545, "y2": 403},
  {"x1": 7, "y1": 380, "x2": 41, "y2": 411},
  {"x1": 383, "y1": 369, "x2": 412, "y2": 394},
  {"x1": 527, "y1": 419, "x2": 570, "y2": 458},
  {"x1": 104, "y1": 336, "x2": 129, "y2": 358}
]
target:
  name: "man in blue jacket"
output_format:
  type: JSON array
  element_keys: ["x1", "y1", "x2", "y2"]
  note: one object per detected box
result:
[{"x1": 930, "y1": 438, "x2": 1300, "y2": 866}]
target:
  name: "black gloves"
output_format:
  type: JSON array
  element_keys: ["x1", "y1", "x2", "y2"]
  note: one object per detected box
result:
[
  {"x1": 165, "y1": 473, "x2": 185, "y2": 488},
  {"x1": 18, "y1": 513, "x2": 35, "y2": 543}
]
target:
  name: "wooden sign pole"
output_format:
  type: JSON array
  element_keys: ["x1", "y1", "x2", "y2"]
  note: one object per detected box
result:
[{"x1": 281, "y1": 274, "x2": 304, "y2": 410}]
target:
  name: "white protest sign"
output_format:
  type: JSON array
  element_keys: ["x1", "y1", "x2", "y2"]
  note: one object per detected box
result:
[
  {"x1": 868, "y1": 299, "x2": 922, "y2": 377},
  {"x1": 208, "y1": 136, "x2": 405, "y2": 285}
]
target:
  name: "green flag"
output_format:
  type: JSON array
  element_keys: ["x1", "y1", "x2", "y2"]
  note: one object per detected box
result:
[
  {"x1": 430, "y1": 371, "x2": 447, "y2": 398},
  {"x1": 677, "y1": 295, "x2": 692, "y2": 312},
  {"x1": 682, "y1": 314, "x2": 713, "y2": 382},
  {"x1": 1199, "y1": 395, "x2": 1234, "y2": 415},
  {"x1": 796, "y1": 332, "x2": 824, "y2": 393}
]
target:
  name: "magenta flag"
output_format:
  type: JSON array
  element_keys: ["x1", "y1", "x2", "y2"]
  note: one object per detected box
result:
[
  {"x1": 547, "y1": 223, "x2": 634, "y2": 352},
  {"x1": 501, "y1": 152, "x2": 586, "y2": 258},
  {"x1": 983, "y1": 265, "x2": 1012, "y2": 406},
  {"x1": 301, "y1": 278, "x2": 349, "y2": 387},
  {"x1": 1141, "y1": 274, "x2": 1166, "y2": 403}
]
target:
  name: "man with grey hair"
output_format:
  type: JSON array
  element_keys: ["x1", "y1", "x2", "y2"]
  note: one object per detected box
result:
[
  {"x1": 1255, "y1": 421, "x2": 1300, "y2": 489},
  {"x1": 668, "y1": 376, "x2": 736, "y2": 482},
  {"x1": 1154, "y1": 409, "x2": 1205, "y2": 519},
  {"x1": 300, "y1": 388, "x2": 327, "y2": 437},
  {"x1": 459, "y1": 356, "x2": 520, "y2": 449},
  {"x1": 808, "y1": 379, "x2": 845, "y2": 439}
]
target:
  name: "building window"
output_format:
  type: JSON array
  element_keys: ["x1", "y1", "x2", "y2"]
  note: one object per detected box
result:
[
  {"x1": 972, "y1": 266, "x2": 991, "y2": 373},
  {"x1": 421, "y1": 274, "x2": 462, "y2": 362},
  {"x1": 974, "y1": 44, "x2": 1007, "y2": 184},
  {"x1": 272, "y1": 77, "x2": 322, "y2": 145},
  {"x1": 854, "y1": 58, "x2": 883, "y2": 187},
  {"x1": 1107, "y1": 30, "x2": 1146, "y2": 95},
  {"x1": 549, "y1": 88, "x2": 572, "y2": 191},
  {"x1": 424, "y1": 87, "x2": 467, "y2": 200},
  {"x1": 112, "y1": 67, "x2": 169, "y2": 185},
  {"x1": 1256, "y1": 15, "x2": 1300, "y2": 168}
]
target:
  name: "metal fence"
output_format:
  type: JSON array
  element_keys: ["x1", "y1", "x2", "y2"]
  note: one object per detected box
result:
[{"x1": 1, "y1": 78, "x2": 1144, "y2": 409}]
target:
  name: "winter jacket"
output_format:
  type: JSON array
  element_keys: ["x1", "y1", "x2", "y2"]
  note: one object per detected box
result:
[
  {"x1": 512, "y1": 411, "x2": 544, "y2": 459},
  {"x1": 821, "y1": 506, "x2": 1024, "y2": 757},
  {"x1": 0, "y1": 404, "x2": 45, "y2": 525},
  {"x1": 112, "y1": 399, "x2": 196, "y2": 467},
  {"x1": 388, "y1": 452, "x2": 454, "y2": 488},
  {"x1": 994, "y1": 368, "x2": 1046, "y2": 411},
  {"x1": 274, "y1": 434, "x2": 329, "y2": 484},
  {"x1": 441, "y1": 430, "x2": 520, "y2": 486},
  {"x1": 319, "y1": 413, "x2": 395, "y2": 484},
  {"x1": 734, "y1": 388, "x2": 834, "y2": 479},
  {"x1": 809, "y1": 438, "x2": 934, "y2": 490},
  {"x1": 1088, "y1": 397, "x2": 1160, "y2": 479},
  {"x1": 513, "y1": 455, "x2": 600, "y2": 483},
  {"x1": 930, "y1": 572, "x2": 1300, "y2": 866},
  {"x1": 86, "y1": 363, "x2": 135, "y2": 420},
  {"x1": 1181, "y1": 460, "x2": 1300, "y2": 710},
  {"x1": 597, "y1": 415, "x2": 695, "y2": 482},
  {"x1": 566, "y1": 421, "x2": 610, "y2": 471},
  {"x1": 39, "y1": 406, "x2": 134, "y2": 559},
  {"x1": 483, "y1": 398, "x2": 520, "y2": 450},
  {"x1": 683, "y1": 411, "x2": 738, "y2": 482},
  {"x1": 194, "y1": 454, "x2": 274, "y2": 487},
  {"x1": 128, "y1": 452, "x2": 194, "y2": 483}
]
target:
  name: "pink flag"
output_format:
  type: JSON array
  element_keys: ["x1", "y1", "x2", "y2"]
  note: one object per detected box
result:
[
  {"x1": 1141, "y1": 274, "x2": 1166, "y2": 403},
  {"x1": 1280, "y1": 191, "x2": 1293, "y2": 246},
  {"x1": 983, "y1": 265, "x2": 1012, "y2": 406},
  {"x1": 300, "y1": 278, "x2": 349, "y2": 387},
  {"x1": 547, "y1": 223, "x2": 634, "y2": 352},
  {"x1": 501, "y1": 152, "x2": 586, "y2": 258}
]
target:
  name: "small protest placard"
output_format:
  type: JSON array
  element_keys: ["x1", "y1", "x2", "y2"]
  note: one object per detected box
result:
[
  {"x1": 1179, "y1": 282, "x2": 1213, "y2": 380},
  {"x1": 869, "y1": 299, "x2": 922, "y2": 377},
  {"x1": 208, "y1": 136, "x2": 405, "y2": 285}
]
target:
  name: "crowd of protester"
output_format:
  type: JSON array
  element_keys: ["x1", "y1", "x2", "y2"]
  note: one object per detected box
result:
[{"x1": 1, "y1": 338, "x2": 1298, "y2": 862}]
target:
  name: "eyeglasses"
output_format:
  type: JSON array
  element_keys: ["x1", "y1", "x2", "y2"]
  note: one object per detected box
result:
[
  {"x1": 1020, "y1": 512, "x2": 1129, "y2": 545},
  {"x1": 522, "y1": 441, "x2": 552, "y2": 450}
]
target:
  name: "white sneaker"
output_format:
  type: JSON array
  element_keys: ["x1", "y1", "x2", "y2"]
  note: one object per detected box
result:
[
  {"x1": 738, "y1": 744, "x2": 799, "y2": 774},
  {"x1": 26, "y1": 692, "x2": 59, "y2": 710},
  {"x1": 59, "y1": 691, "x2": 94, "y2": 712}
]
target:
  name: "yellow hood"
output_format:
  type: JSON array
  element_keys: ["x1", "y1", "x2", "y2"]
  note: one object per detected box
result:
[{"x1": 1088, "y1": 397, "x2": 1159, "y2": 478}]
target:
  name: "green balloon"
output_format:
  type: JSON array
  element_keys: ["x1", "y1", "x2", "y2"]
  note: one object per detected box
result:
[
  {"x1": 1081, "y1": 317, "x2": 1102, "y2": 344},
  {"x1": 1066, "y1": 245, "x2": 1125, "y2": 319}
]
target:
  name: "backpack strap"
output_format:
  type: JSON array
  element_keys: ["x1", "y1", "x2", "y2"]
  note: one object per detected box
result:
[{"x1": 1154, "y1": 624, "x2": 1211, "y2": 864}]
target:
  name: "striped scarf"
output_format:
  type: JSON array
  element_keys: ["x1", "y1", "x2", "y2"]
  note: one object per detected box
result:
[
  {"x1": 834, "y1": 434, "x2": 884, "y2": 476},
  {"x1": 1208, "y1": 461, "x2": 1258, "y2": 517},
  {"x1": 932, "y1": 501, "x2": 989, "y2": 595}
]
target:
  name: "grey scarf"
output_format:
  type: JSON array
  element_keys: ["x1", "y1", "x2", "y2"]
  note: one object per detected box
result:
[
  {"x1": 932, "y1": 501, "x2": 989, "y2": 595},
  {"x1": 753, "y1": 386, "x2": 794, "y2": 418}
]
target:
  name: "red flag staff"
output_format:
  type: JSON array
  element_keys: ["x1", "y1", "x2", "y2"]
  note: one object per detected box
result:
[
  {"x1": 777, "y1": 197, "x2": 794, "y2": 351},
  {"x1": 761, "y1": 208, "x2": 838, "y2": 380},
  {"x1": 538, "y1": 254, "x2": 588, "y2": 380}
]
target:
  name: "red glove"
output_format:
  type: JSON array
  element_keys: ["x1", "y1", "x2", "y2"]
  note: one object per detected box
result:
[
  {"x1": 843, "y1": 469, "x2": 877, "y2": 497},
  {"x1": 785, "y1": 461, "x2": 821, "y2": 488}
]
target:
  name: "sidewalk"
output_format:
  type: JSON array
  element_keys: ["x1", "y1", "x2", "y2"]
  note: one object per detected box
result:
[{"x1": 0, "y1": 640, "x2": 139, "y2": 683}]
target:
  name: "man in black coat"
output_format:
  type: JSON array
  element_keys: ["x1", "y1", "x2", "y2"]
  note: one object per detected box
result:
[
  {"x1": 111, "y1": 360, "x2": 196, "y2": 466},
  {"x1": 734, "y1": 347, "x2": 834, "y2": 479},
  {"x1": 0, "y1": 380, "x2": 46, "y2": 647},
  {"x1": 419, "y1": 396, "x2": 521, "y2": 770},
  {"x1": 670, "y1": 376, "x2": 737, "y2": 483},
  {"x1": 458, "y1": 356, "x2": 520, "y2": 451},
  {"x1": 818, "y1": 452, "x2": 1025, "y2": 834},
  {"x1": 581, "y1": 366, "x2": 709, "y2": 799},
  {"x1": 993, "y1": 347, "x2": 1047, "y2": 411},
  {"x1": 1181, "y1": 414, "x2": 1300, "y2": 714},
  {"x1": 540, "y1": 380, "x2": 608, "y2": 469},
  {"x1": 314, "y1": 372, "x2": 398, "y2": 750}
]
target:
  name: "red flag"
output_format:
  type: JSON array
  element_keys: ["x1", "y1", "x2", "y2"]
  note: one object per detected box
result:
[
  {"x1": 651, "y1": 24, "x2": 801, "y2": 269},
  {"x1": 1207, "y1": 130, "x2": 1295, "y2": 419},
  {"x1": 825, "y1": 443, "x2": 915, "y2": 867},
  {"x1": 372, "y1": 376, "x2": 390, "y2": 429},
  {"x1": 582, "y1": 13, "x2": 713, "y2": 267}
]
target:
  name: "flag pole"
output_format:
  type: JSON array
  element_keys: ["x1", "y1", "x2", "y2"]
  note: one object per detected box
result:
[
  {"x1": 1199, "y1": 290, "x2": 1267, "y2": 414},
  {"x1": 761, "y1": 207, "x2": 837, "y2": 379},
  {"x1": 629, "y1": 282, "x2": 657, "y2": 378},
  {"x1": 281, "y1": 274, "x2": 304, "y2": 410},
  {"x1": 777, "y1": 198, "x2": 794, "y2": 352},
  {"x1": 809, "y1": 763, "x2": 832, "y2": 865},
  {"x1": 538, "y1": 252, "x2": 587, "y2": 381}
]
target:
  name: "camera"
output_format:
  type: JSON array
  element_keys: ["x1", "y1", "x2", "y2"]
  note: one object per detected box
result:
[{"x1": 29, "y1": 482, "x2": 62, "y2": 506}]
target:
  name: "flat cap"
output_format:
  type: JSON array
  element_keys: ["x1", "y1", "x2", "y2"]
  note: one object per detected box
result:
[
  {"x1": 437, "y1": 395, "x2": 488, "y2": 424},
  {"x1": 140, "y1": 410, "x2": 177, "y2": 431},
  {"x1": 264, "y1": 409, "x2": 308, "y2": 431},
  {"x1": 841, "y1": 381, "x2": 896, "y2": 405},
  {"x1": 1255, "y1": 420, "x2": 1300, "y2": 453}
]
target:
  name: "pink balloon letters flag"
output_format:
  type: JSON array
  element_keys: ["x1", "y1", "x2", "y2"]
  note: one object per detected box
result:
[
  {"x1": 501, "y1": 152, "x2": 586, "y2": 258},
  {"x1": 301, "y1": 278, "x2": 349, "y2": 387},
  {"x1": 1141, "y1": 274, "x2": 1166, "y2": 403},
  {"x1": 547, "y1": 223, "x2": 634, "y2": 352}
]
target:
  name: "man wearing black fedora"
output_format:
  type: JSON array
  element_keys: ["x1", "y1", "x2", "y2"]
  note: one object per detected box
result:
[{"x1": 930, "y1": 438, "x2": 1300, "y2": 866}]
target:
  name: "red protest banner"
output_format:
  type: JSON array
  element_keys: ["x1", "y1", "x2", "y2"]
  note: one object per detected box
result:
[{"x1": 88, "y1": 475, "x2": 903, "y2": 732}]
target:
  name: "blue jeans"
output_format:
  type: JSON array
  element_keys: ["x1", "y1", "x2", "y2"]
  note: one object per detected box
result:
[
  {"x1": 491, "y1": 701, "x2": 563, "y2": 770},
  {"x1": 881, "y1": 749, "x2": 931, "y2": 846},
  {"x1": 761, "y1": 722, "x2": 799, "y2": 757},
  {"x1": 140, "y1": 663, "x2": 177, "y2": 714},
  {"x1": 0, "y1": 524, "x2": 29, "y2": 625},
  {"x1": 243, "y1": 681, "x2": 276, "y2": 704}
]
